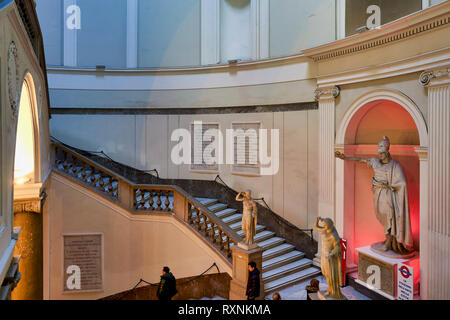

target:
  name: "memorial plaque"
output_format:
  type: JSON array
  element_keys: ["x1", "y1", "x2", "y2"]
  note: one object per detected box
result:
[{"x1": 63, "y1": 234, "x2": 103, "y2": 292}]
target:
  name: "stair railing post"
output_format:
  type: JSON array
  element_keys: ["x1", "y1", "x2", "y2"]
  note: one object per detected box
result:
[
  {"x1": 118, "y1": 180, "x2": 134, "y2": 210},
  {"x1": 173, "y1": 190, "x2": 187, "y2": 221},
  {"x1": 229, "y1": 245, "x2": 264, "y2": 300}
]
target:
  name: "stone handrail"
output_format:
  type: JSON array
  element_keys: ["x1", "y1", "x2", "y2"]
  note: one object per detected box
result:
[{"x1": 52, "y1": 141, "x2": 240, "y2": 261}]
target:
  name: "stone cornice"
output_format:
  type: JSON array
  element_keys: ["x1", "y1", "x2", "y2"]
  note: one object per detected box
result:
[{"x1": 303, "y1": 1, "x2": 450, "y2": 63}]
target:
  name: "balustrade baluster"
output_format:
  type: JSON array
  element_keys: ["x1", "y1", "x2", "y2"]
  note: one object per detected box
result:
[
  {"x1": 209, "y1": 224, "x2": 216, "y2": 243},
  {"x1": 202, "y1": 216, "x2": 208, "y2": 236},
  {"x1": 156, "y1": 191, "x2": 162, "y2": 210},
  {"x1": 187, "y1": 204, "x2": 193, "y2": 224},
  {"x1": 148, "y1": 190, "x2": 154, "y2": 210},
  {"x1": 225, "y1": 237, "x2": 231, "y2": 258},
  {"x1": 217, "y1": 229, "x2": 223, "y2": 250},
  {"x1": 164, "y1": 191, "x2": 170, "y2": 211},
  {"x1": 195, "y1": 211, "x2": 201, "y2": 231},
  {"x1": 134, "y1": 189, "x2": 140, "y2": 209}
]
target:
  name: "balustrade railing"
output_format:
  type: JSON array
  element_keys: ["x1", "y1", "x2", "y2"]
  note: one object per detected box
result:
[{"x1": 52, "y1": 141, "x2": 239, "y2": 262}]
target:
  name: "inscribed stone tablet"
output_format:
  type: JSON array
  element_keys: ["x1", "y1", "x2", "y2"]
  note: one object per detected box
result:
[{"x1": 63, "y1": 234, "x2": 102, "y2": 292}]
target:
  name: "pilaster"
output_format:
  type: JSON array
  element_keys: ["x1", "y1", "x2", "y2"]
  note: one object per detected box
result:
[
  {"x1": 313, "y1": 86, "x2": 340, "y2": 267},
  {"x1": 419, "y1": 68, "x2": 450, "y2": 299}
]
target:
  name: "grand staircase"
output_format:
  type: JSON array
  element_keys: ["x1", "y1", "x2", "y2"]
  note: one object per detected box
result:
[
  {"x1": 196, "y1": 197, "x2": 321, "y2": 294},
  {"x1": 53, "y1": 140, "x2": 321, "y2": 296}
]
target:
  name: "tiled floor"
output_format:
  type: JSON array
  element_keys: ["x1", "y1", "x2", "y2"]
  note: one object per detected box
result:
[{"x1": 265, "y1": 275, "x2": 371, "y2": 300}]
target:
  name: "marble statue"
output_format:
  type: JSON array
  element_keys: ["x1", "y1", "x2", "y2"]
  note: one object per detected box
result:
[
  {"x1": 313, "y1": 217, "x2": 346, "y2": 300},
  {"x1": 236, "y1": 190, "x2": 257, "y2": 246},
  {"x1": 335, "y1": 136, "x2": 413, "y2": 254}
]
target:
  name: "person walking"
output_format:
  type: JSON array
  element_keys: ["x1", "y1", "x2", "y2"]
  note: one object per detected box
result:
[
  {"x1": 246, "y1": 261, "x2": 260, "y2": 300},
  {"x1": 156, "y1": 266, "x2": 178, "y2": 300}
]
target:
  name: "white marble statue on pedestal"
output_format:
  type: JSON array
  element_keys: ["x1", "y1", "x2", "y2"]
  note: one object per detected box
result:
[
  {"x1": 335, "y1": 136, "x2": 413, "y2": 255},
  {"x1": 236, "y1": 190, "x2": 257, "y2": 249}
]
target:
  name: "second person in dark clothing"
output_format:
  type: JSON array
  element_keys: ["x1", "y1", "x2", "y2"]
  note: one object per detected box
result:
[
  {"x1": 156, "y1": 266, "x2": 178, "y2": 300},
  {"x1": 246, "y1": 261, "x2": 260, "y2": 300}
]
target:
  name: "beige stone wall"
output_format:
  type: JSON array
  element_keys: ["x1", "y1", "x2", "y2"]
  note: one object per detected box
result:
[
  {"x1": 43, "y1": 172, "x2": 232, "y2": 300},
  {"x1": 51, "y1": 108, "x2": 320, "y2": 232}
]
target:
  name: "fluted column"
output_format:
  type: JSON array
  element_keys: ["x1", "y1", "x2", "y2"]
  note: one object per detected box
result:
[
  {"x1": 420, "y1": 68, "x2": 450, "y2": 300},
  {"x1": 313, "y1": 86, "x2": 340, "y2": 267}
]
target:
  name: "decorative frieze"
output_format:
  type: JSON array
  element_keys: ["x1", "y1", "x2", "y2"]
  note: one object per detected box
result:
[{"x1": 13, "y1": 199, "x2": 41, "y2": 214}]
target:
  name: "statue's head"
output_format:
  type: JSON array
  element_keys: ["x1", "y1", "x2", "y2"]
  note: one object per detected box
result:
[
  {"x1": 244, "y1": 190, "x2": 252, "y2": 199},
  {"x1": 322, "y1": 218, "x2": 334, "y2": 230},
  {"x1": 377, "y1": 136, "x2": 391, "y2": 161}
]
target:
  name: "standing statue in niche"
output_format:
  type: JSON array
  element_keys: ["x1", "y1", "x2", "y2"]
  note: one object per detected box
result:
[
  {"x1": 236, "y1": 190, "x2": 257, "y2": 248},
  {"x1": 335, "y1": 136, "x2": 413, "y2": 255},
  {"x1": 313, "y1": 217, "x2": 346, "y2": 300}
]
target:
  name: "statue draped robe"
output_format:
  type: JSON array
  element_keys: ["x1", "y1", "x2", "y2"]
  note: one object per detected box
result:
[
  {"x1": 320, "y1": 228, "x2": 345, "y2": 299},
  {"x1": 368, "y1": 158, "x2": 413, "y2": 250}
]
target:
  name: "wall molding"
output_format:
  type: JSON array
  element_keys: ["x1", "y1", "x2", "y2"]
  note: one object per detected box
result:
[{"x1": 49, "y1": 102, "x2": 318, "y2": 115}]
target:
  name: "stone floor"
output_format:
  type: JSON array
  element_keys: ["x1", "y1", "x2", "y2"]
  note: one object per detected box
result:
[{"x1": 265, "y1": 275, "x2": 371, "y2": 300}]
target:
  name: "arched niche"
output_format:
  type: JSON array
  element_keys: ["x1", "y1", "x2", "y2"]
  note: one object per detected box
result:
[
  {"x1": 14, "y1": 73, "x2": 40, "y2": 185},
  {"x1": 335, "y1": 90, "x2": 427, "y2": 267}
]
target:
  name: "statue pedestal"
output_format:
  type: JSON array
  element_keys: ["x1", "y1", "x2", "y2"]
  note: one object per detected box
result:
[
  {"x1": 356, "y1": 246, "x2": 419, "y2": 300},
  {"x1": 229, "y1": 245, "x2": 263, "y2": 300}
]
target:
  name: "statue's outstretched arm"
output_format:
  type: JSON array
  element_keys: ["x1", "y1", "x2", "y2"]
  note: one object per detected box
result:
[
  {"x1": 235, "y1": 192, "x2": 243, "y2": 201},
  {"x1": 335, "y1": 151, "x2": 369, "y2": 164}
]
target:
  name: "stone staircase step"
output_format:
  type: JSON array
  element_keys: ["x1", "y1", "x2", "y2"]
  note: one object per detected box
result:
[
  {"x1": 215, "y1": 208, "x2": 238, "y2": 219},
  {"x1": 222, "y1": 214, "x2": 242, "y2": 224},
  {"x1": 262, "y1": 258, "x2": 313, "y2": 283},
  {"x1": 207, "y1": 203, "x2": 228, "y2": 213},
  {"x1": 236, "y1": 225, "x2": 266, "y2": 238},
  {"x1": 263, "y1": 267, "x2": 322, "y2": 293},
  {"x1": 258, "y1": 237, "x2": 285, "y2": 251},
  {"x1": 254, "y1": 231, "x2": 276, "y2": 243},
  {"x1": 231, "y1": 222, "x2": 265, "y2": 232},
  {"x1": 195, "y1": 198, "x2": 219, "y2": 207},
  {"x1": 262, "y1": 243, "x2": 295, "y2": 261},
  {"x1": 262, "y1": 250, "x2": 305, "y2": 272}
]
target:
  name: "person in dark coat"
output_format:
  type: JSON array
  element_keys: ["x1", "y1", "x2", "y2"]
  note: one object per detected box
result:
[
  {"x1": 156, "y1": 266, "x2": 178, "y2": 300},
  {"x1": 246, "y1": 261, "x2": 260, "y2": 300}
]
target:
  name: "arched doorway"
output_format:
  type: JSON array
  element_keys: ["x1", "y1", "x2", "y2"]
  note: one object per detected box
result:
[
  {"x1": 12, "y1": 73, "x2": 43, "y2": 300},
  {"x1": 335, "y1": 90, "x2": 428, "y2": 272},
  {"x1": 14, "y1": 77, "x2": 37, "y2": 184}
]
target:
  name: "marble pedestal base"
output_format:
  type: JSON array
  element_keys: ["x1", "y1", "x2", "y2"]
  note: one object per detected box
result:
[
  {"x1": 229, "y1": 245, "x2": 263, "y2": 300},
  {"x1": 356, "y1": 246, "x2": 419, "y2": 300}
]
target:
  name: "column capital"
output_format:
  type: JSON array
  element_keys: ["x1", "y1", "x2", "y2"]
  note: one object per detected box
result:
[
  {"x1": 419, "y1": 68, "x2": 450, "y2": 87},
  {"x1": 314, "y1": 86, "x2": 340, "y2": 101}
]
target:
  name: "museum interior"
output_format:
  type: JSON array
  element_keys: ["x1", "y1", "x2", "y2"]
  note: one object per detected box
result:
[{"x1": 0, "y1": 0, "x2": 449, "y2": 301}]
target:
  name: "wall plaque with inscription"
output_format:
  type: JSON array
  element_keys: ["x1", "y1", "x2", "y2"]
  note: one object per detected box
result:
[{"x1": 63, "y1": 234, "x2": 103, "y2": 292}]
